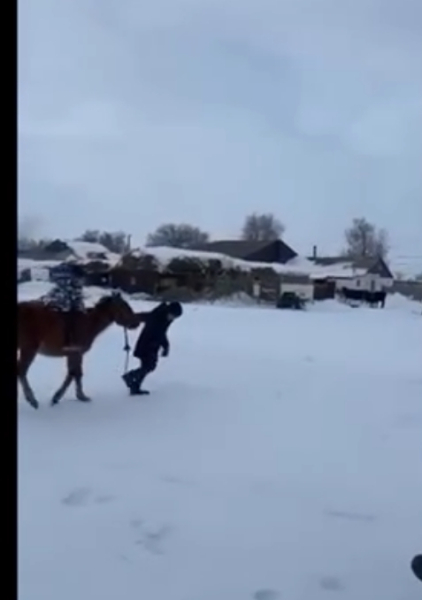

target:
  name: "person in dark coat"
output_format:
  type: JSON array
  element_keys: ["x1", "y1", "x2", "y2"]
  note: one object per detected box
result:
[
  {"x1": 411, "y1": 554, "x2": 422, "y2": 582},
  {"x1": 43, "y1": 261, "x2": 86, "y2": 351},
  {"x1": 122, "y1": 301, "x2": 183, "y2": 395}
]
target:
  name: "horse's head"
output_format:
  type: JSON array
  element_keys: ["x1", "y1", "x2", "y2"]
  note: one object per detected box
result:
[{"x1": 98, "y1": 291, "x2": 137, "y2": 328}]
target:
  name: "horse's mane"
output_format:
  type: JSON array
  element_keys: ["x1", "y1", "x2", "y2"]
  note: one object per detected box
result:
[
  {"x1": 88, "y1": 294, "x2": 116, "y2": 312},
  {"x1": 96, "y1": 294, "x2": 114, "y2": 306},
  {"x1": 19, "y1": 292, "x2": 127, "y2": 317},
  {"x1": 89, "y1": 292, "x2": 130, "y2": 311}
]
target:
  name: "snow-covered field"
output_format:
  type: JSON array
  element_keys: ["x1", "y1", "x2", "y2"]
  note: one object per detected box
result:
[{"x1": 18, "y1": 284, "x2": 422, "y2": 600}]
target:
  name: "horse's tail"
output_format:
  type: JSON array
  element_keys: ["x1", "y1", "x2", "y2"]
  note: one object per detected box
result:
[{"x1": 17, "y1": 302, "x2": 28, "y2": 352}]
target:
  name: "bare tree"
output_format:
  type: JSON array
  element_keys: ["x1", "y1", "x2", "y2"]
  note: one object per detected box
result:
[
  {"x1": 146, "y1": 223, "x2": 209, "y2": 249},
  {"x1": 18, "y1": 214, "x2": 43, "y2": 241},
  {"x1": 18, "y1": 237, "x2": 52, "y2": 252},
  {"x1": 344, "y1": 217, "x2": 389, "y2": 259},
  {"x1": 18, "y1": 215, "x2": 47, "y2": 251},
  {"x1": 241, "y1": 213, "x2": 285, "y2": 242},
  {"x1": 18, "y1": 236, "x2": 37, "y2": 251},
  {"x1": 78, "y1": 230, "x2": 128, "y2": 254},
  {"x1": 77, "y1": 229, "x2": 101, "y2": 244},
  {"x1": 98, "y1": 231, "x2": 128, "y2": 254}
]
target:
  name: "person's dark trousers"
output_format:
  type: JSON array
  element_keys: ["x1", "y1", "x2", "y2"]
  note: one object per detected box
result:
[
  {"x1": 411, "y1": 555, "x2": 422, "y2": 582},
  {"x1": 122, "y1": 350, "x2": 159, "y2": 395},
  {"x1": 62, "y1": 310, "x2": 79, "y2": 351}
]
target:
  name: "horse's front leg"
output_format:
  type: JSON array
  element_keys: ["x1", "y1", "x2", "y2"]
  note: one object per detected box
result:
[
  {"x1": 17, "y1": 346, "x2": 39, "y2": 409},
  {"x1": 70, "y1": 353, "x2": 91, "y2": 402}
]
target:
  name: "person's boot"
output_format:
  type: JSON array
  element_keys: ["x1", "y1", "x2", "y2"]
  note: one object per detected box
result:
[
  {"x1": 411, "y1": 555, "x2": 422, "y2": 582},
  {"x1": 130, "y1": 387, "x2": 150, "y2": 396},
  {"x1": 122, "y1": 370, "x2": 150, "y2": 395}
]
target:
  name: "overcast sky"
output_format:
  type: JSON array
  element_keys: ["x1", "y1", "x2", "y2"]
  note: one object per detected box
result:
[{"x1": 18, "y1": 0, "x2": 422, "y2": 264}]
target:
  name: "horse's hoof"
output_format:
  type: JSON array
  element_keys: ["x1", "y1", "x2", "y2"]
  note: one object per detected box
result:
[{"x1": 29, "y1": 399, "x2": 39, "y2": 409}]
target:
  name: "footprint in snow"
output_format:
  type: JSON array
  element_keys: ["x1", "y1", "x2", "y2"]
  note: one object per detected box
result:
[
  {"x1": 131, "y1": 519, "x2": 172, "y2": 555},
  {"x1": 61, "y1": 487, "x2": 91, "y2": 507},
  {"x1": 61, "y1": 487, "x2": 114, "y2": 507},
  {"x1": 324, "y1": 508, "x2": 376, "y2": 523},
  {"x1": 95, "y1": 494, "x2": 114, "y2": 504},
  {"x1": 319, "y1": 576, "x2": 345, "y2": 592},
  {"x1": 160, "y1": 475, "x2": 196, "y2": 488},
  {"x1": 395, "y1": 413, "x2": 422, "y2": 428},
  {"x1": 253, "y1": 590, "x2": 282, "y2": 600}
]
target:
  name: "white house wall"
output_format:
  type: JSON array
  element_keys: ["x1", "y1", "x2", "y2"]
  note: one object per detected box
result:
[
  {"x1": 334, "y1": 274, "x2": 392, "y2": 292},
  {"x1": 30, "y1": 266, "x2": 51, "y2": 282}
]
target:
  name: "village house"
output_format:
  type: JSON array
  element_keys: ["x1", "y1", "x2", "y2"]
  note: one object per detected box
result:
[
  {"x1": 109, "y1": 240, "x2": 316, "y2": 304},
  {"x1": 195, "y1": 239, "x2": 315, "y2": 302},
  {"x1": 19, "y1": 237, "x2": 316, "y2": 303},
  {"x1": 110, "y1": 246, "x2": 240, "y2": 299},
  {"x1": 17, "y1": 239, "x2": 120, "y2": 287},
  {"x1": 17, "y1": 234, "x2": 422, "y2": 306},
  {"x1": 307, "y1": 247, "x2": 394, "y2": 299}
]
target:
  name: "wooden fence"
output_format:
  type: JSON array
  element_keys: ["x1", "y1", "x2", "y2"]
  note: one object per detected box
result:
[{"x1": 391, "y1": 281, "x2": 422, "y2": 302}]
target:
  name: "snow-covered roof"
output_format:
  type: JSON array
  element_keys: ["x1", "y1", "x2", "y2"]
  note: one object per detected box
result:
[
  {"x1": 308, "y1": 255, "x2": 394, "y2": 280},
  {"x1": 120, "y1": 246, "x2": 320, "y2": 277},
  {"x1": 308, "y1": 263, "x2": 368, "y2": 280},
  {"x1": 67, "y1": 240, "x2": 108, "y2": 256},
  {"x1": 65, "y1": 240, "x2": 121, "y2": 265},
  {"x1": 17, "y1": 257, "x2": 61, "y2": 272},
  {"x1": 127, "y1": 245, "x2": 238, "y2": 268},
  {"x1": 17, "y1": 242, "x2": 387, "y2": 281}
]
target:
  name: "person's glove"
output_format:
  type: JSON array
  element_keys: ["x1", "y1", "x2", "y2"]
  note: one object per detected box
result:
[{"x1": 161, "y1": 346, "x2": 169, "y2": 357}]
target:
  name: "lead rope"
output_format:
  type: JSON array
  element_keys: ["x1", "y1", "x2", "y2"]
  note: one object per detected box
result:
[{"x1": 123, "y1": 327, "x2": 131, "y2": 374}]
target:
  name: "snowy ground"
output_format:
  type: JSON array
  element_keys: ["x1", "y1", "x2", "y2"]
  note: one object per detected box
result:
[{"x1": 18, "y1": 284, "x2": 422, "y2": 600}]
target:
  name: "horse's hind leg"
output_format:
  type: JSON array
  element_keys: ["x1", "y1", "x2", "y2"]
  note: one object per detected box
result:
[
  {"x1": 17, "y1": 346, "x2": 39, "y2": 409},
  {"x1": 50, "y1": 353, "x2": 90, "y2": 405},
  {"x1": 50, "y1": 357, "x2": 75, "y2": 406},
  {"x1": 71, "y1": 354, "x2": 91, "y2": 402}
]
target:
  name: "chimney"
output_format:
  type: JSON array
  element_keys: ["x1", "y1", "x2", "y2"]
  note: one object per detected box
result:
[{"x1": 312, "y1": 245, "x2": 317, "y2": 259}]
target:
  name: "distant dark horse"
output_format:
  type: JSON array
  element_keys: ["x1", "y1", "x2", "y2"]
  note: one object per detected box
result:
[{"x1": 339, "y1": 287, "x2": 386, "y2": 308}]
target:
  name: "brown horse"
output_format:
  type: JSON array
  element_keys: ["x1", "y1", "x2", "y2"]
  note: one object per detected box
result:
[{"x1": 17, "y1": 291, "x2": 144, "y2": 409}]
